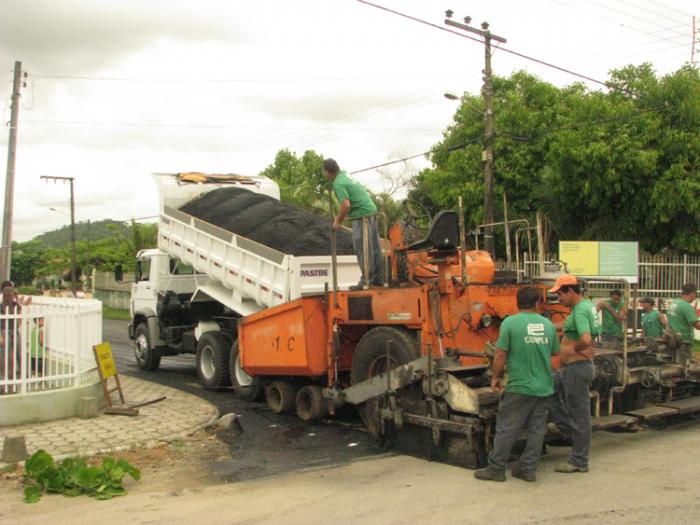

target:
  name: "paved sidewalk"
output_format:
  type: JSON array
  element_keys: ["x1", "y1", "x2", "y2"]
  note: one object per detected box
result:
[{"x1": 0, "y1": 376, "x2": 218, "y2": 463}]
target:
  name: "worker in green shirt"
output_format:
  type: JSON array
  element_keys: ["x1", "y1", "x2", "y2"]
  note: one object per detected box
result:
[
  {"x1": 666, "y1": 283, "x2": 700, "y2": 344},
  {"x1": 324, "y1": 158, "x2": 384, "y2": 290},
  {"x1": 474, "y1": 286, "x2": 559, "y2": 483},
  {"x1": 597, "y1": 289, "x2": 626, "y2": 344},
  {"x1": 640, "y1": 297, "x2": 667, "y2": 338},
  {"x1": 548, "y1": 274, "x2": 599, "y2": 474}
]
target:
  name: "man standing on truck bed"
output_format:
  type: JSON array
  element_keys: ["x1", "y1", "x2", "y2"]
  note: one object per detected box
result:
[
  {"x1": 474, "y1": 286, "x2": 559, "y2": 483},
  {"x1": 324, "y1": 158, "x2": 384, "y2": 290},
  {"x1": 667, "y1": 283, "x2": 700, "y2": 345},
  {"x1": 548, "y1": 274, "x2": 598, "y2": 474}
]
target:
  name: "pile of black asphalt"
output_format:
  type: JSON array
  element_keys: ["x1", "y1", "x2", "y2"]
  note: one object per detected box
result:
[{"x1": 180, "y1": 186, "x2": 356, "y2": 256}]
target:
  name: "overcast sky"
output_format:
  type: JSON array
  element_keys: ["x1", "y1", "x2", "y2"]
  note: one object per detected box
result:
[{"x1": 0, "y1": 0, "x2": 697, "y2": 241}]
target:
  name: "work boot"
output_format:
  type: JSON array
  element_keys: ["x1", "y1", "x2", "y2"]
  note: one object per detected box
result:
[
  {"x1": 348, "y1": 282, "x2": 365, "y2": 291},
  {"x1": 474, "y1": 466, "x2": 505, "y2": 482},
  {"x1": 554, "y1": 462, "x2": 589, "y2": 473},
  {"x1": 511, "y1": 468, "x2": 536, "y2": 482}
]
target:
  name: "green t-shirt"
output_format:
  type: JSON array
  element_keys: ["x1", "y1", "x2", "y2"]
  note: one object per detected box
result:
[
  {"x1": 563, "y1": 299, "x2": 600, "y2": 341},
  {"x1": 495, "y1": 312, "x2": 559, "y2": 397},
  {"x1": 641, "y1": 310, "x2": 664, "y2": 338},
  {"x1": 667, "y1": 298, "x2": 699, "y2": 343},
  {"x1": 332, "y1": 171, "x2": 377, "y2": 219},
  {"x1": 601, "y1": 299, "x2": 624, "y2": 337}
]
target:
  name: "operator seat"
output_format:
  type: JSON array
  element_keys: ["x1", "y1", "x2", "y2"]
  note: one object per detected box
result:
[{"x1": 406, "y1": 210, "x2": 460, "y2": 252}]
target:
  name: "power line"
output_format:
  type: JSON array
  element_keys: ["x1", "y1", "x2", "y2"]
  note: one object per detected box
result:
[
  {"x1": 552, "y1": 0, "x2": 689, "y2": 46},
  {"x1": 646, "y1": 0, "x2": 694, "y2": 19},
  {"x1": 30, "y1": 72, "x2": 462, "y2": 83},
  {"x1": 611, "y1": 0, "x2": 689, "y2": 27},
  {"x1": 21, "y1": 118, "x2": 442, "y2": 132},
  {"x1": 355, "y1": 0, "x2": 609, "y2": 87}
]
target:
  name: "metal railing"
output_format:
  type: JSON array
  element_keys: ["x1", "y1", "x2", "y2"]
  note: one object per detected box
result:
[
  {"x1": 514, "y1": 252, "x2": 700, "y2": 297},
  {"x1": 0, "y1": 297, "x2": 102, "y2": 395}
]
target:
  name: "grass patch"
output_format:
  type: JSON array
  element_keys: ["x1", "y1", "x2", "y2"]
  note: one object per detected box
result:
[{"x1": 103, "y1": 306, "x2": 131, "y2": 321}]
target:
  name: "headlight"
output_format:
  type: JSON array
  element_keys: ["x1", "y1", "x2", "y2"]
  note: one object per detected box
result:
[{"x1": 480, "y1": 314, "x2": 493, "y2": 328}]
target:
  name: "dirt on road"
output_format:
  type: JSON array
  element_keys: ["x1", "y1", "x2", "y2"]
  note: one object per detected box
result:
[{"x1": 3, "y1": 418, "x2": 700, "y2": 525}]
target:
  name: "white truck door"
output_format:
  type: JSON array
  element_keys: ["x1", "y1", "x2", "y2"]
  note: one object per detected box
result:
[{"x1": 131, "y1": 255, "x2": 158, "y2": 315}]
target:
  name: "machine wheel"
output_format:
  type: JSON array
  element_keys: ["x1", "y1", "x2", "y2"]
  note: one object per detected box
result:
[
  {"x1": 296, "y1": 385, "x2": 328, "y2": 421},
  {"x1": 134, "y1": 323, "x2": 161, "y2": 372},
  {"x1": 266, "y1": 381, "x2": 298, "y2": 414},
  {"x1": 196, "y1": 331, "x2": 232, "y2": 389},
  {"x1": 351, "y1": 327, "x2": 419, "y2": 441},
  {"x1": 351, "y1": 327, "x2": 418, "y2": 384},
  {"x1": 228, "y1": 339, "x2": 262, "y2": 401}
]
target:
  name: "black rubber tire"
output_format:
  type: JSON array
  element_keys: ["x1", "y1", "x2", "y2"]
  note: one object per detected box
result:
[
  {"x1": 196, "y1": 331, "x2": 232, "y2": 389},
  {"x1": 351, "y1": 327, "x2": 418, "y2": 385},
  {"x1": 296, "y1": 385, "x2": 328, "y2": 421},
  {"x1": 266, "y1": 381, "x2": 298, "y2": 414},
  {"x1": 228, "y1": 339, "x2": 262, "y2": 401},
  {"x1": 351, "y1": 327, "x2": 419, "y2": 442},
  {"x1": 133, "y1": 323, "x2": 161, "y2": 372}
]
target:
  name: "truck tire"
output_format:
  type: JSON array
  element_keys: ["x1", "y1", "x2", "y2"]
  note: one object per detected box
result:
[
  {"x1": 266, "y1": 381, "x2": 297, "y2": 414},
  {"x1": 196, "y1": 331, "x2": 232, "y2": 389},
  {"x1": 351, "y1": 327, "x2": 418, "y2": 385},
  {"x1": 134, "y1": 323, "x2": 161, "y2": 372},
  {"x1": 296, "y1": 385, "x2": 328, "y2": 421},
  {"x1": 228, "y1": 339, "x2": 262, "y2": 401}
]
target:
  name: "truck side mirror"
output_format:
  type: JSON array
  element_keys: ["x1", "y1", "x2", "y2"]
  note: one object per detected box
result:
[{"x1": 114, "y1": 264, "x2": 124, "y2": 282}]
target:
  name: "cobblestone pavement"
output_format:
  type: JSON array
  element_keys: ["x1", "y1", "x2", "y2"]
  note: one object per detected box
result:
[{"x1": 0, "y1": 375, "x2": 218, "y2": 463}]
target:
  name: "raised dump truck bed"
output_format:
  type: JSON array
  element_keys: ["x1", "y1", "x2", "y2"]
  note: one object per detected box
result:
[{"x1": 154, "y1": 173, "x2": 361, "y2": 314}]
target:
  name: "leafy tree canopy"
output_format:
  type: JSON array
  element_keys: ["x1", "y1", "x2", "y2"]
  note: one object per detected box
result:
[{"x1": 411, "y1": 64, "x2": 700, "y2": 254}]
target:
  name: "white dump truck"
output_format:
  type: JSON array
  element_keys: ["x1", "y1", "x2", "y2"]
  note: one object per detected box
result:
[{"x1": 127, "y1": 173, "x2": 360, "y2": 395}]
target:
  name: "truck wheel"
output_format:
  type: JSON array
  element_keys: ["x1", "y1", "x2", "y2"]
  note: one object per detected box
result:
[
  {"x1": 196, "y1": 331, "x2": 232, "y2": 389},
  {"x1": 351, "y1": 327, "x2": 418, "y2": 384},
  {"x1": 229, "y1": 339, "x2": 262, "y2": 401},
  {"x1": 266, "y1": 381, "x2": 297, "y2": 414},
  {"x1": 134, "y1": 323, "x2": 161, "y2": 372},
  {"x1": 296, "y1": 385, "x2": 328, "y2": 421}
]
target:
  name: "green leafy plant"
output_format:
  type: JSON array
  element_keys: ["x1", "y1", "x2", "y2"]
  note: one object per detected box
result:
[{"x1": 23, "y1": 450, "x2": 140, "y2": 503}]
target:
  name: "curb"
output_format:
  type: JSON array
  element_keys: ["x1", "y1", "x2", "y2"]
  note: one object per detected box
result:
[{"x1": 0, "y1": 401, "x2": 220, "y2": 468}]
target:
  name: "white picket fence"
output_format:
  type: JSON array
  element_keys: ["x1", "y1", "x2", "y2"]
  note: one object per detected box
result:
[{"x1": 0, "y1": 297, "x2": 102, "y2": 395}]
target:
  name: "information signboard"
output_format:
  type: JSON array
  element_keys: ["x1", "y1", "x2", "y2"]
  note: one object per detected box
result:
[{"x1": 559, "y1": 241, "x2": 638, "y2": 283}]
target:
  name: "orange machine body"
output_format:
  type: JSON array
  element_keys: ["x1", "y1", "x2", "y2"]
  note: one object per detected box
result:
[{"x1": 239, "y1": 247, "x2": 564, "y2": 382}]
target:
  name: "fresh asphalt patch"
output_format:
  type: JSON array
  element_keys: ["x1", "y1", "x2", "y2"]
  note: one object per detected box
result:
[{"x1": 104, "y1": 319, "x2": 381, "y2": 482}]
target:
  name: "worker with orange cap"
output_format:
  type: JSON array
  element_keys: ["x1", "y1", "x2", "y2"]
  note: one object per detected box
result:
[{"x1": 547, "y1": 274, "x2": 600, "y2": 474}]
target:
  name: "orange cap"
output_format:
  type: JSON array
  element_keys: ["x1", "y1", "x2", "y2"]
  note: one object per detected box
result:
[{"x1": 549, "y1": 274, "x2": 578, "y2": 293}]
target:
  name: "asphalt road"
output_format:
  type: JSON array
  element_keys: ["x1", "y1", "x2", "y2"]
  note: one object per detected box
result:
[{"x1": 103, "y1": 318, "x2": 381, "y2": 482}]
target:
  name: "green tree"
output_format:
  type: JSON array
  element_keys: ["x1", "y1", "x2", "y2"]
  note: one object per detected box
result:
[
  {"x1": 259, "y1": 149, "x2": 329, "y2": 213},
  {"x1": 10, "y1": 240, "x2": 45, "y2": 285},
  {"x1": 411, "y1": 65, "x2": 700, "y2": 254}
]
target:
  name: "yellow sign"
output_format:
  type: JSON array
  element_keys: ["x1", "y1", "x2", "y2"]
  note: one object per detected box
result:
[
  {"x1": 93, "y1": 342, "x2": 117, "y2": 379},
  {"x1": 559, "y1": 241, "x2": 599, "y2": 275}
]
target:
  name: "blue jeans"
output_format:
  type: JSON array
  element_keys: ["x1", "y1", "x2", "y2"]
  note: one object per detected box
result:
[
  {"x1": 351, "y1": 216, "x2": 384, "y2": 285},
  {"x1": 549, "y1": 360, "x2": 596, "y2": 468},
  {"x1": 488, "y1": 392, "x2": 549, "y2": 472}
]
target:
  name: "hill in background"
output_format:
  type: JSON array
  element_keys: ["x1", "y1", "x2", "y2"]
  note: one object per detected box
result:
[{"x1": 32, "y1": 219, "x2": 136, "y2": 249}]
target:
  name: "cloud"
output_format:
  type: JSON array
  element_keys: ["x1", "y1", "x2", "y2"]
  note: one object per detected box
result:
[{"x1": 0, "y1": 0, "x2": 244, "y2": 75}]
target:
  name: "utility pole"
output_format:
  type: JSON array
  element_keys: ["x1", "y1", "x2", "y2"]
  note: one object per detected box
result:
[
  {"x1": 692, "y1": 16, "x2": 697, "y2": 64},
  {"x1": 444, "y1": 12, "x2": 506, "y2": 257},
  {"x1": 2, "y1": 61, "x2": 26, "y2": 281},
  {"x1": 41, "y1": 176, "x2": 77, "y2": 295}
]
